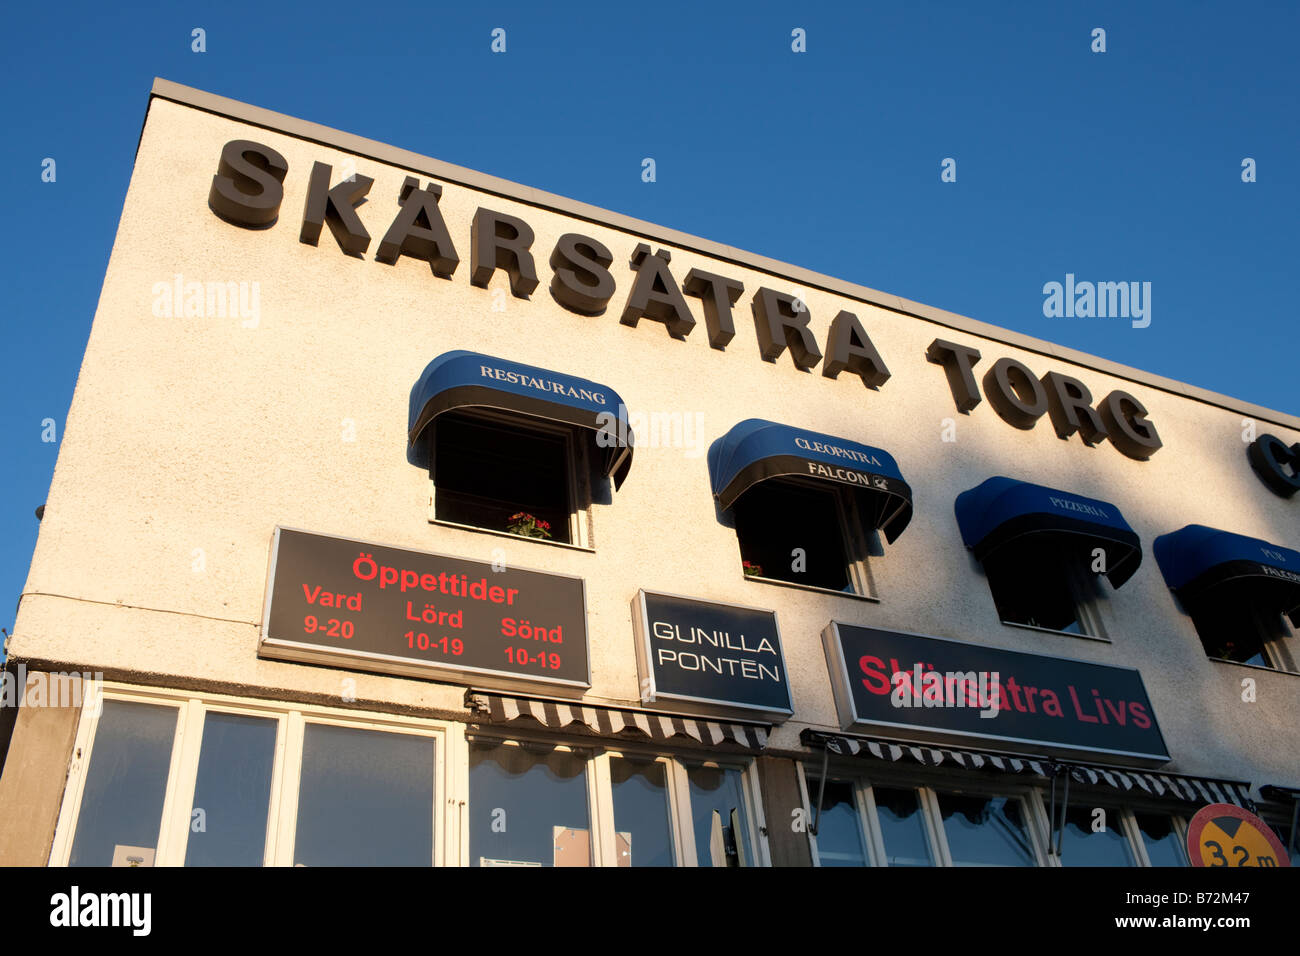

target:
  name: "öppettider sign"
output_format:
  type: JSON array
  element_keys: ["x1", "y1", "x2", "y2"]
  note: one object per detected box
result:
[{"x1": 260, "y1": 527, "x2": 590, "y2": 694}]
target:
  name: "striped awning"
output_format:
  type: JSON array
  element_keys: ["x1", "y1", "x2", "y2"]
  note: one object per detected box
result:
[
  {"x1": 802, "y1": 730, "x2": 1253, "y2": 807},
  {"x1": 467, "y1": 691, "x2": 770, "y2": 750}
]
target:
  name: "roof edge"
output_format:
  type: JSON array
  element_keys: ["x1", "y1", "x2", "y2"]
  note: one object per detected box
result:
[{"x1": 148, "y1": 77, "x2": 1299, "y2": 432}]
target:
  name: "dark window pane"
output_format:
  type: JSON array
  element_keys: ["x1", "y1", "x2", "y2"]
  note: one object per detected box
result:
[
  {"x1": 1135, "y1": 813, "x2": 1188, "y2": 867},
  {"x1": 807, "y1": 776, "x2": 867, "y2": 866},
  {"x1": 294, "y1": 724, "x2": 435, "y2": 866},
  {"x1": 609, "y1": 757, "x2": 674, "y2": 867},
  {"x1": 434, "y1": 412, "x2": 572, "y2": 543},
  {"x1": 985, "y1": 540, "x2": 1084, "y2": 633},
  {"x1": 733, "y1": 480, "x2": 853, "y2": 592},
  {"x1": 938, "y1": 792, "x2": 1036, "y2": 866},
  {"x1": 469, "y1": 742, "x2": 590, "y2": 866},
  {"x1": 184, "y1": 713, "x2": 277, "y2": 866},
  {"x1": 873, "y1": 785, "x2": 934, "y2": 867},
  {"x1": 687, "y1": 765, "x2": 754, "y2": 867},
  {"x1": 1189, "y1": 600, "x2": 1273, "y2": 668},
  {"x1": 1058, "y1": 805, "x2": 1136, "y2": 866},
  {"x1": 69, "y1": 700, "x2": 178, "y2": 867}
]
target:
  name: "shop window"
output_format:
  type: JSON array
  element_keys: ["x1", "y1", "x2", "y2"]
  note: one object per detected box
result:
[
  {"x1": 983, "y1": 539, "x2": 1104, "y2": 637},
  {"x1": 1185, "y1": 599, "x2": 1296, "y2": 671},
  {"x1": 185, "y1": 712, "x2": 277, "y2": 867},
  {"x1": 52, "y1": 687, "x2": 452, "y2": 867},
  {"x1": 1056, "y1": 804, "x2": 1137, "y2": 866},
  {"x1": 432, "y1": 410, "x2": 586, "y2": 546},
  {"x1": 804, "y1": 775, "x2": 870, "y2": 867},
  {"x1": 732, "y1": 479, "x2": 871, "y2": 596},
  {"x1": 870, "y1": 785, "x2": 936, "y2": 867},
  {"x1": 1133, "y1": 813, "x2": 1188, "y2": 867},
  {"x1": 294, "y1": 723, "x2": 436, "y2": 866},
  {"x1": 468, "y1": 740, "x2": 593, "y2": 866},
  {"x1": 936, "y1": 791, "x2": 1037, "y2": 867},
  {"x1": 609, "y1": 755, "x2": 675, "y2": 867},
  {"x1": 67, "y1": 699, "x2": 179, "y2": 867},
  {"x1": 686, "y1": 764, "x2": 755, "y2": 867}
]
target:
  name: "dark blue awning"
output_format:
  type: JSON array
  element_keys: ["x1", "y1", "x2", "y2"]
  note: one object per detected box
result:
[
  {"x1": 707, "y1": 419, "x2": 912, "y2": 543},
  {"x1": 954, "y1": 477, "x2": 1142, "y2": 588},
  {"x1": 409, "y1": 351, "x2": 634, "y2": 488},
  {"x1": 1153, "y1": 525, "x2": 1300, "y2": 625}
]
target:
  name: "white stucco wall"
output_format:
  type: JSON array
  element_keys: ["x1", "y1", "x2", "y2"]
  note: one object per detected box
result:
[{"x1": 12, "y1": 93, "x2": 1300, "y2": 790}]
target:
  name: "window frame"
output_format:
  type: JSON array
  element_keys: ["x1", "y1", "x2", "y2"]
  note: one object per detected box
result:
[
  {"x1": 733, "y1": 476, "x2": 879, "y2": 602},
  {"x1": 50, "y1": 681, "x2": 459, "y2": 868},
  {"x1": 796, "y1": 762, "x2": 1193, "y2": 868},
  {"x1": 983, "y1": 543, "x2": 1113, "y2": 642},
  {"x1": 428, "y1": 407, "x2": 595, "y2": 552},
  {"x1": 1193, "y1": 601, "x2": 1298, "y2": 674}
]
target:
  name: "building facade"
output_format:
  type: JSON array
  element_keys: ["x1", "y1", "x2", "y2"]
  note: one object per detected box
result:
[{"x1": 1, "y1": 79, "x2": 1297, "y2": 867}]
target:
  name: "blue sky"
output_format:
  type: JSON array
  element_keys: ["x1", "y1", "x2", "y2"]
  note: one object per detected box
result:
[{"x1": 2, "y1": 1, "x2": 1297, "y2": 641}]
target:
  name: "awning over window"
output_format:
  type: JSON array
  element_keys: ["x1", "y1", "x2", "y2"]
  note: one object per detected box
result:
[
  {"x1": 801, "y1": 730, "x2": 1252, "y2": 807},
  {"x1": 408, "y1": 350, "x2": 634, "y2": 488},
  {"x1": 954, "y1": 476, "x2": 1142, "y2": 588},
  {"x1": 466, "y1": 691, "x2": 770, "y2": 751},
  {"x1": 707, "y1": 419, "x2": 913, "y2": 543},
  {"x1": 1153, "y1": 525, "x2": 1300, "y2": 625}
]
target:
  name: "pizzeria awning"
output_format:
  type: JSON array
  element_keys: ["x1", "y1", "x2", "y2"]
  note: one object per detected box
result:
[
  {"x1": 1153, "y1": 525, "x2": 1300, "y2": 625},
  {"x1": 408, "y1": 350, "x2": 634, "y2": 488},
  {"x1": 465, "y1": 690, "x2": 770, "y2": 751},
  {"x1": 800, "y1": 730, "x2": 1252, "y2": 807},
  {"x1": 954, "y1": 476, "x2": 1142, "y2": 588},
  {"x1": 707, "y1": 419, "x2": 913, "y2": 543}
]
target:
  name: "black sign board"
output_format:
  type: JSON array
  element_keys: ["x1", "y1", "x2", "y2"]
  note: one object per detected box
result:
[
  {"x1": 633, "y1": 590, "x2": 792, "y2": 721},
  {"x1": 823, "y1": 623, "x2": 1169, "y2": 763},
  {"x1": 260, "y1": 527, "x2": 589, "y2": 694}
]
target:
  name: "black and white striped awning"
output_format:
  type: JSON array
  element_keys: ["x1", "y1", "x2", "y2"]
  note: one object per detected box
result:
[
  {"x1": 802, "y1": 730, "x2": 1253, "y2": 807},
  {"x1": 467, "y1": 691, "x2": 770, "y2": 750}
]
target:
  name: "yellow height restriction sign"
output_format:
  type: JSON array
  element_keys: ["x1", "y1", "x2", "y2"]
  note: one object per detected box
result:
[{"x1": 1186, "y1": 803, "x2": 1291, "y2": 867}]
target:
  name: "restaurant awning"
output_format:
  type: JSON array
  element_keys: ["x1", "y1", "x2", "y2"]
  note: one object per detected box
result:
[
  {"x1": 800, "y1": 730, "x2": 1253, "y2": 807},
  {"x1": 408, "y1": 350, "x2": 634, "y2": 488},
  {"x1": 707, "y1": 419, "x2": 913, "y2": 543},
  {"x1": 954, "y1": 476, "x2": 1142, "y2": 587},
  {"x1": 1153, "y1": 525, "x2": 1300, "y2": 625},
  {"x1": 466, "y1": 690, "x2": 770, "y2": 751}
]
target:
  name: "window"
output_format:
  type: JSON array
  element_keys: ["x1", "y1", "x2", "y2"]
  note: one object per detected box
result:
[
  {"x1": 1185, "y1": 598, "x2": 1296, "y2": 671},
  {"x1": 432, "y1": 410, "x2": 588, "y2": 547},
  {"x1": 52, "y1": 685, "x2": 452, "y2": 867},
  {"x1": 1133, "y1": 812, "x2": 1189, "y2": 867},
  {"x1": 465, "y1": 741, "x2": 764, "y2": 867},
  {"x1": 55, "y1": 685, "x2": 769, "y2": 867},
  {"x1": 732, "y1": 478, "x2": 874, "y2": 597},
  {"x1": 936, "y1": 791, "x2": 1037, "y2": 866},
  {"x1": 984, "y1": 538, "x2": 1106, "y2": 638},
  {"x1": 468, "y1": 740, "x2": 593, "y2": 867},
  {"x1": 800, "y1": 769, "x2": 1040, "y2": 867},
  {"x1": 805, "y1": 776, "x2": 870, "y2": 867},
  {"x1": 1055, "y1": 804, "x2": 1137, "y2": 866},
  {"x1": 66, "y1": 699, "x2": 179, "y2": 867}
]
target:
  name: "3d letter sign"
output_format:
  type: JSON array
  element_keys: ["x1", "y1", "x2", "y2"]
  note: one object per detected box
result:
[
  {"x1": 260, "y1": 527, "x2": 589, "y2": 694},
  {"x1": 822, "y1": 623, "x2": 1170, "y2": 763},
  {"x1": 633, "y1": 590, "x2": 793, "y2": 721}
]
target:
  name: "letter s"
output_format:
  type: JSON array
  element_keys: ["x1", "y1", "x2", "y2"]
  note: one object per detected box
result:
[
  {"x1": 859, "y1": 655, "x2": 889, "y2": 695},
  {"x1": 209, "y1": 140, "x2": 288, "y2": 228}
]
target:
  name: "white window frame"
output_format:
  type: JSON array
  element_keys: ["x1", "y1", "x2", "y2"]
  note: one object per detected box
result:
[
  {"x1": 466, "y1": 731, "x2": 769, "y2": 867},
  {"x1": 736, "y1": 478, "x2": 879, "y2": 602},
  {"x1": 49, "y1": 681, "x2": 462, "y2": 867},
  {"x1": 427, "y1": 408, "x2": 595, "y2": 552}
]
